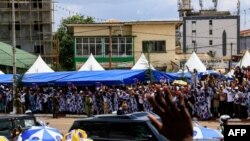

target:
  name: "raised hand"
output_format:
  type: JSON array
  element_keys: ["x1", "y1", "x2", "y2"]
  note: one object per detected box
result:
[{"x1": 147, "y1": 85, "x2": 193, "y2": 141}]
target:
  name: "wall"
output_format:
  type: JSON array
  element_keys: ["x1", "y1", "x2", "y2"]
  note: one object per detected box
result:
[{"x1": 132, "y1": 24, "x2": 177, "y2": 71}]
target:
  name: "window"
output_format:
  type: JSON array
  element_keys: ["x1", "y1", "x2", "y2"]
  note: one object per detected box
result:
[
  {"x1": 34, "y1": 21, "x2": 43, "y2": 31},
  {"x1": 192, "y1": 30, "x2": 196, "y2": 33},
  {"x1": 15, "y1": 21, "x2": 20, "y2": 30},
  {"x1": 209, "y1": 20, "x2": 213, "y2": 25},
  {"x1": 9, "y1": 22, "x2": 20, "y2": 30},
  {"x1": 192, "y1": 40, "x2": 196, "y2": 44},
  {"x1": 33, "y1": 0, "x2": 42, "y2": 8},
  {"x1": 209, "y1": 40, "x2": 213, "y2": 45},
  {"x1": 142, "y1": 41, "x2": 166, "y2": 53},
  {"x1": 209, "y1": 30, "x2": 213, "y2": 35},
  {"x1": 8, "y1": 3, "x2": 19, "y2": 8},
  {"x1": 108, "y1": 123, "x2": 132, "y2": 140},
  {"x1": 34, "y1": 45, "x2": 44, "y2": 54},
  {"x1": 76, "y1": 44, "x2": 82, "y2": 56},
  {"x1": 192, "y1": 21, "x2": 196, "y2": 24},
  {"x1": 76, "y1": 122, "x2": 108, "y2": 138},
  {"x1": 75, "y1": 37, "x2": 133, "y2": 57}
]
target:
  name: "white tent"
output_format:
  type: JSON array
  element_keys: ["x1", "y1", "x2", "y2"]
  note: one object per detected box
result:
[
  {"x1": 236, "y1": 50, "x2": 250, "y2": 67},
  {"x1": 131, "y1": 53, "x2": 155, "y2": 70},
  {"x1": 226, "y1": 50, "x2": 250, "y2": 78},
  {"x1": 78, "y1": 53, "x2": 105, "y2": 71},
  {"x1": 25, "y1": 55, "x2": 54, "y2": 74},
  {"x1": 182, "y1": 52, "x2": 206, "y2": 72},
  {"x1": 0, "y1": 70, "x2": 4, "y2": 74}
]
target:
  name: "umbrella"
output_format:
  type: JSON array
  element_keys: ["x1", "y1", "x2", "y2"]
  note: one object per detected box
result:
[
  {"x1": 172, "y1": 80, "x2": 188, "y2": 85},
  {"x1": 17, "y1": 126, "x2": 62, "y2": 141},
  {"x1": 193, "y1": 126, "x2": 223, "y2": 140},
  {"x1": 62, "y1": 129, "x2": 93, "y2": 141},
  {"x1": 0, "y1": 136, "x2": 8, "y2": 141}
]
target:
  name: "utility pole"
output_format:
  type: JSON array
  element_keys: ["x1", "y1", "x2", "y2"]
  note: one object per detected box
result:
[
  {"x1": 230, "y1": 43, "x2": 233, "y2": 70},
  {"x1": 109, "y1": 26, "x2": 112, "y2": 69},
  {"x1": 12, "y1": 0, "x2": 17, "y2": 114},
  {"x1": 147, "y1": 42, "x2": 152, "y2": 82}
]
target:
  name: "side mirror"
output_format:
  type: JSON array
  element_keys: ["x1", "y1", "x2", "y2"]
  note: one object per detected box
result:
[{"x1": 46, "y1": 122, "x2": 49, "y2": 126}]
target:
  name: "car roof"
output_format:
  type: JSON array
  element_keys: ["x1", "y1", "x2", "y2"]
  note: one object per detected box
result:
[
  {"x1": 0, "y1": 114, "x2": 35, "y2": 120},
  {"x1": 74, "y1": 112, "x2": 160, "y2": 122}
]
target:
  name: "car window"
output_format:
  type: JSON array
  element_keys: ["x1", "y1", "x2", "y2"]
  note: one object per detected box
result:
[
  {"x1": 74, "y1": 122, "x2": 108, "y2": 138},
  {"x1": 73, "y1": 121, "x2": 157, "y2": 141},
  {"x1": 13, "y1": 118, "x2": 36, "y2": 129},
  {"x1": 108, "y1": 122, "x2": 132, "y2": 140},
  {"x1": 0, "y1": 120, "x2": 12, "y2": 137},
  {"x1": 131, "y1": 123, "x2": 157, "y2": 141}
]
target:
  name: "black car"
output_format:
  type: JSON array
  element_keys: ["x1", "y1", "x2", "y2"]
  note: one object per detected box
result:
[
  {"x1": 0, "y1": 114, "x2": 40, "y2": 139},
  {"x1": 69, "y1": 112, "x2": 168, "y2": 141}
]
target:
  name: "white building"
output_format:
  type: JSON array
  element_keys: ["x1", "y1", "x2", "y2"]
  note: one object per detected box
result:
[
  {"x1": 177, "y1": 0, "x2": 240, "y2": 70},
  {"x1": 181, "y1": 13, "x2": 240, "y2": 58}
]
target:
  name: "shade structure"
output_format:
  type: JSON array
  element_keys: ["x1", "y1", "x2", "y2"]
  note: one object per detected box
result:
[
  {"x1": 55, "y1": 70, "x2": 146, "y2": 86},
  {"x1": 0, "y1": 71, "x2": 4, "y2": 74},
  {"x1": 193, "y1": 126, "x2": 223, "y2": 140},
  {"x1": 132, "y1": 53, "x2": 155, "y2": 70},
  {"x1": 62, "y1": 129, "x2": 93, "y2": 141},
  {"x1": 22, "y1": 71, "x2": 75, "y2": 86},
  {"x1": 225, "y1": 50, "x2": 250, "y2": 78},
  {"x1": 183, "y1": 52, "x2": 206, "y2": 72},
  {"x1": 17, "y1": 126, "x2": 62, "y2": 141},
  {"x1": 25, "y1": 55, "x2": 54, "y2": 74},
  {"x1": 0, "y1": 136, "x2": 8, "y2": 141},
  {"x1": 236, "y1": 50, "x2": 250, "y2": 67},
  {"x1": 78, "y1": 53, "x2": 104, "y2": 71},
  {"x1": 0, "y1": 42, "x2": 37, "y2": 68},
  {"x1": 0, "y1": 74, "x2": 13, "y2": 85}
]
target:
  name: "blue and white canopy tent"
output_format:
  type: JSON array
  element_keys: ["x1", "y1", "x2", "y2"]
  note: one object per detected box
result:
[
  {"x1": 0, "y1": 74, "x2": 14, "y2": 85},
  {"x1": 55, "y1": 70, "x2": 146, "y2": 86},
  {"x1": 78, "y1": 53, "x2": 105, "y2": 71},
  {"x1": 25, "y1": 55, "x2": 54, "y2": 74},
  {"x1": 22, "y1": 71, "x2": 75, "y2": 86}
]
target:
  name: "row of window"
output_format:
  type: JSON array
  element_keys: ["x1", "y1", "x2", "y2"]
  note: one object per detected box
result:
[
  {"x1": 7, "y1": 0, "x2": 43, "y2": 9},
  {"x1": 75, "y1": 37, "x2": 167, "y2": 57},
  {"x1": 192, "y1": 40, "x2": 213, "y2": 46},
  {"x1": 192, "y1": 20, "x2": 213, "y2": 25},
  {"x1": 76, "y1": 37, "x2": 133, "y2": 57},
  {"x1": 191, "y1": 29, "x2": 213, "y2": 35},
  {"x1": 8, "y1": 21, "x2": 43, "y2": 31}
]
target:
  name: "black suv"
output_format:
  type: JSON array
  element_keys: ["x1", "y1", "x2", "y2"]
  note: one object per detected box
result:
[
  {"x1": 0, "y1": 114, "x2": 40, "y2": 139},
  {"x1": 69, "y1": 112, "x2": 168, "y2": 141}
]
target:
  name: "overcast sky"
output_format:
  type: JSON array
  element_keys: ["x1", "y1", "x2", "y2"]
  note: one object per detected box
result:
[{"x1": 53, "y1": 0, "x2": 250, "y2": 31}]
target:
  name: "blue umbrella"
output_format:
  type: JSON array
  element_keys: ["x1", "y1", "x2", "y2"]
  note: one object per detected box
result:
[
  {"x1": 193, "y1": 125, "x2": 223, "y2": 140},
  {"x1": 17, "y1": 126, "x2": 62, "y2": 141}
]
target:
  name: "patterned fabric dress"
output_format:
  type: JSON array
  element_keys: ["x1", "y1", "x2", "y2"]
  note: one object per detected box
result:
[{"x1": 196, "y1": 89, "x2": 210, "y2": 120}]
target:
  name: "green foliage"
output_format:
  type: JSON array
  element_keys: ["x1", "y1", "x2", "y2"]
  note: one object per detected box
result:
[{"x1": 56, "y1": 15, "x2": 94, "y2": 71}]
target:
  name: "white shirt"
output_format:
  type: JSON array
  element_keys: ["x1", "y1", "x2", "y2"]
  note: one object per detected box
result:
[{"x1": 227, "y1": 91, "x2": 234, "y2": 102}]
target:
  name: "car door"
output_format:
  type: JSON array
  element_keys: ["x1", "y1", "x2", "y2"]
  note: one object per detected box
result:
[{"x1": 107, "y1": 121, "x2": 158, "y2": 141}]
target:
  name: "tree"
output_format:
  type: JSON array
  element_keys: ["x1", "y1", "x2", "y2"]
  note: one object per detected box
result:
[{"x1": 56, "y1": 15, "x2": 94, "y2": 71}]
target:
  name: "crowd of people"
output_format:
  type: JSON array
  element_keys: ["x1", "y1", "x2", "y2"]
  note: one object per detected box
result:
[{"x1": 0, "y1": 66, "x2": 250, "y2": 120}]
